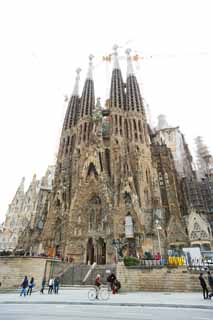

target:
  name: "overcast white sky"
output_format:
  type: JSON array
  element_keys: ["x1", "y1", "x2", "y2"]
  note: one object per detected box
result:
[{"x1": 0, "y1": 0, "x2": 212, "y2": 223}]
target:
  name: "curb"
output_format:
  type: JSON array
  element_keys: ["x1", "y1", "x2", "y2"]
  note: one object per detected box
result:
[{"x1": 0, "y1": 301, "x2": 212, "y2": 310}]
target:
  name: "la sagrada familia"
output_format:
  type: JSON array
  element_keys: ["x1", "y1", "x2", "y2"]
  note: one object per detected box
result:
[{"x1": 1, "y1": 46, "x2": 212, "y2": 263}]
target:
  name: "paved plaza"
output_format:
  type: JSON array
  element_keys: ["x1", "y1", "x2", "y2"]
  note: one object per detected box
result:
[
  {"x1": 0, "y1": 304, "x2": 213, "y2": 320},
  {"x1": 0, "y1": 288, "x2": 213, "y2": 319},
  {"x1": 0, "y1": 288, "x2": 213, "y2": 308}
]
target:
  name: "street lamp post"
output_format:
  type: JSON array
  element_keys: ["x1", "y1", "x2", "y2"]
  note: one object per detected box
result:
[
  {"x1": 112, "y1": 239, "x2": 128, "y2": 262},
  {"x1": 155, "y1": 219, "x2": 162, "y2": 256}
]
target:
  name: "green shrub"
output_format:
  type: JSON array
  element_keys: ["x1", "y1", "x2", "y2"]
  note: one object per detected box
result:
[{"x1": 123, "y1": 256, "x2": 140, "y2": 266}]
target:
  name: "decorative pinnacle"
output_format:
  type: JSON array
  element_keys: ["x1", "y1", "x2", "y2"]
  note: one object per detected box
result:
[
  {"x1": 113, "y1": 44, "x2": 119, "y2": 55},
  {"x1": 125, "y1": 48, "x2": 134, "y2": 77},
  {"x1": 86, "y1": 54, "x2": 94, "y2": 80},
  {"x1": 125, "y1": 48, "x2": 132, "y2": 56},
  {"x1": 76, "y1": 67, "x2": 82, "y2": 75},
  {"x1": 72, "y1": 67, "x2": 81, "y2": 96},
  {"x1": 112, "y1": 44, "x2": 120, "y2": 70},
  {"x1": 96, "y1": 97, "x2": 101, "y2": 109}
]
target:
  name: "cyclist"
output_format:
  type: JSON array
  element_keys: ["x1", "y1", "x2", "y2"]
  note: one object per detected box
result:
[{"x1": 94, "y1": 274, "x2": 102, "y2": 299}]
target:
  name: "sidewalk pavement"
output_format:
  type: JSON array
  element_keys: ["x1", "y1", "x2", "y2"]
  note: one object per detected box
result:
[{"x1": 0, "y1": 288, "x2": 212, "y2": 309}]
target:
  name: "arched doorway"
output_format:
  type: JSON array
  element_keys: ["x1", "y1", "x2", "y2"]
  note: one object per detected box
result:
[
  {"x1": 97, "y1": 237, "x2": 106, "y2": 265},
  {"x1": 86, "y1": 238, "x2": 94, "y2": 265}
]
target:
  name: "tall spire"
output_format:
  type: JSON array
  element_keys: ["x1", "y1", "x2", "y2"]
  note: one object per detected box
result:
[
  {"x1": 72, "y1": 68, "x2": 81, "y2": 96},
  {"x1": 80, "y1": 55, "x2": 95, "y2": 117},
  {"x1": 86, "y1": 54, "x2": 94, "y2": 80},
  {"x1": 12, "y1": 177, "x2": 25, "y2": 202},
  {"x1": 19, "y1": 177, "x2": 25, "y2": 192},
  {"x1": 110, "y1": 44, "x2": 126, "y2": 109},
  {"x1": 125, "y1": 48, "x2": 144, "y2": 113},
  {"x1": 63, "y1": 68, "x2": 81, "y2": 130},
  {"x1": 125, "y1": 48, "x2": 134, "y2": 77},
  {"x1": 112, "y1": 44, "x2": 120, "y2": 70}
]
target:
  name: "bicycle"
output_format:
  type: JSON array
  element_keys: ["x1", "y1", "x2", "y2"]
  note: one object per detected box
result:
[{"x1": 88, "y1": 285, "x2": 110, "y2": 301}]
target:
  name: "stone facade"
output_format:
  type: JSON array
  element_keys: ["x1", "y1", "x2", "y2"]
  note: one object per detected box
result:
[
  {"x1": 16, "y1": 166, "x2": 55, "y2": 254},
  {"x1": 0, "y1": 166, "x2": 55, "y2": 253},
  {"x1": 40, "y1": 48, "x2": 190, "y2": 263}
]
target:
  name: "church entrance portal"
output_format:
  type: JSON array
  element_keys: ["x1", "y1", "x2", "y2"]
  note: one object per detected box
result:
[
  {"x1": 86, "y1": 238, "x2": 94, "y2": 265},
  {"x1": 86, "y1": 237, "x2": 106, "y2": 265},
  {"x1": 97, "y1": 237, "x2": 106, "y2": 265}
]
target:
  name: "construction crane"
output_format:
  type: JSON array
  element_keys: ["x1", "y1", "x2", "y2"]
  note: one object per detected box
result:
[{"x1": 101, "y1": 47, "x2": 207, "y2": 116}]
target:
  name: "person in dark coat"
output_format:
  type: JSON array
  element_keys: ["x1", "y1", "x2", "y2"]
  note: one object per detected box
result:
[
  {"x1": 207, "y1": 271, "x2": 213, "y2": 298},
  {"x1": 207, "y1": 271, "x2": 213, "y2": 290},
  {"x1": 54, "y1": 277, "x2": 60, "y2": 294},
  {"x1": 40, "y1": 278, "x2": 46, "y2": 294},
  {"x1": 199, "y1": 273, "x2": 209, "y2": 299},
  {"x1": 20, "y1": 276, "x2": 28, "y2": 297},
  {"x1": 113, "y1": 279, "x2": 121, "y2": 293},
  {"x1": 107, "y1": 272, "x2": 116, "y2": 290},
  {"x1": 27, "y1": 277, "x2": 35, "y2": 295}
]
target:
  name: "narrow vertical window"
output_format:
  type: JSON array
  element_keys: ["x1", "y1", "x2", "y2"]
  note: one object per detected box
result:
[
  {"x1": 119, "y1": 116, "x2": 123, "y2": 136},
  {"x1": 124, "y1": 119, "x2": 129, "y2": 139},
  {"x1": 133, "y1": 119, "x2": 138, "y2": 141},
  {"x1": 105, "y1": 149, "x2": 111, "y2": 176}
]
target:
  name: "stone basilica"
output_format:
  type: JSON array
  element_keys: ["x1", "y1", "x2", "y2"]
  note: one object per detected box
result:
[
  {"x1": 40, "y1": 46, "x2": 206, "y2": 264},
  {"x1": 2, "y1": 46, "x2": 212, "y2": 263}
]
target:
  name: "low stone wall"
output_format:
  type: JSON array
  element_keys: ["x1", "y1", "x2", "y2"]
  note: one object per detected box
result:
[
  {"x1": 0, "y1": 258, "x2": 204, "y2": 292},
  {"x1": 116, "y1": 264, "x2": 202, "y2": 292},
  {"x1": 0, "y1": 257, "x2": 52, "y2": 289}
]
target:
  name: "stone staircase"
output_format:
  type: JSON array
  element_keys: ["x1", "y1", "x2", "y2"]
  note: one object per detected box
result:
[{"x1": 54, "y1": 264, "x2": 116, "y2": 286}]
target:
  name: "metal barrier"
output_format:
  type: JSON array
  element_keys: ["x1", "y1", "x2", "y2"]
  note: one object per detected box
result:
[{"x1": 187, "y1": 263, "x2": 213, "y2": 271}]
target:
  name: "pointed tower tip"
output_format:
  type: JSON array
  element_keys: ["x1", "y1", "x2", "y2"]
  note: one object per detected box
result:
[
  {"x1": 125, "y1": 48, "x2": 131, "y2": 56},
  {"x1": 72, "y1": 68, "x2": 81, "y2": 96},
  {"x1": 125, "y1": 48, "x2": 134, "y2": 77},
  {"x1": 113, "y1": 44, "x2": 119, "y2": 53},
  {"x1": 86, "y1": 55, "x2": 94, "y2": 80},
  {"x1": 112, "y1": 44, "x2": 120, "y2": 70},
  {"x1": 18, "y1": 177, "x2": 25, "y2": 191}
]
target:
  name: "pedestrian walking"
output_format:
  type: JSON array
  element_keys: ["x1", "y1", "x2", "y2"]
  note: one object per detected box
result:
[
  {"x1": 48, "y1": 278, "x2": 54, "y2": 294},
  {"x1": 27, "y1": 277, "x2": 35, "y2": 295},
  {"x1": 198, "y1": 273, "x2": 209, "y2": 299},
  {"x1": 40, "y1": 278, "x2": 46, "y2": 294},
  {"x1": 113, "y1": 279, "x2": 121, "y2": 294},
  {"x1": 20, "y1": 276, "x2": 28, "y2": 297},
  {"x1": 207, "y1": 271, "x2": 213, "y2": 299},
  {"x1": 54, "y1": 277, "x2": 60, "y2": 294},
  {"x1": 207, "y1": 271, "x2": 213, "y2": 290},
  {"x1": 107, "y1": 272, "x2": 116, "y2": 291}
]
